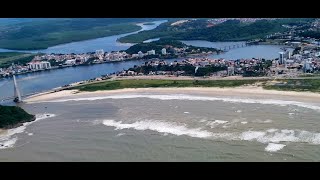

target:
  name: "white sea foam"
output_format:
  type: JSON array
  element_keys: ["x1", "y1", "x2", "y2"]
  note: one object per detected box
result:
[
  {"x1": 206, "y1": 120, "x2": 228, "y2": 128},
  {"x1": 0, "y1": 114, "x2": 55, "y2": 150},
  {"x1": 240, "y1": 131, "x2": 266, "y2": 141},
  {"x1": 116, "y1": 133, "x2": 125, "y2": 137},
  {"x1": 236, "y1": 110, "x2": 242, "y2": 113},
  {"x1": 101, "y1": 118, "x2": 320, "y2": 152},
  {"x1": 265, "y1": 143, "x2": 286, "y2": 152},
  {"x1": 240, "y1": 121, "x2": 248, "y2": 124},
  {"x1": 254, "y1": 119, "x2": 273, "y2": 123},
  {"x1": 184, "y1": 112, "x2": 190, "y2": 114},
  {"x1": 102, "y1": 120, "x2": 213, "y2": 138},
  {"x1": 267, "y1": 128, "x2": 278, "y2": 133},
  {"x1": 45, "y1": 94, "x2": 320, "y2": 111},
  {"x1": 214, "y1": 120, "x2": 228, "y2": 124},
  {"x1": 28, "y1": 133, "x2": 33, "y2": 136},
  {"x1": 263, "y1": 119, "x2": 273, "y2": 123},
  {"x1": 0, "y1": 138, "x2": 17, "y2": 149},
  {"x1": 238, "y1": 129, "x2": 320, "y2": 145}
]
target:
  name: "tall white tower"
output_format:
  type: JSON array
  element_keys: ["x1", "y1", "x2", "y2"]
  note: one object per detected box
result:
[{"x1": 13, "y1": 75, "x2": 22, "y2": 103}]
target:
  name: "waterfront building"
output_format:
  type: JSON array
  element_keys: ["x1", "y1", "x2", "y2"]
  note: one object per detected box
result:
[
  {"x1": 279, "y1": 52, "x2": 285, "y2": 64},
  {"x1": 27, "y1": 61, "x2": 51, "y2": 70},
  {"x1": 65, "y1": 59, "x2": 77, "y2": 65}
]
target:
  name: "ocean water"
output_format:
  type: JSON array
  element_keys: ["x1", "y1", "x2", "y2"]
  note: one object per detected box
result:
[{"x1": 1, "y1": 92, "x2": 320, "y2": 161}]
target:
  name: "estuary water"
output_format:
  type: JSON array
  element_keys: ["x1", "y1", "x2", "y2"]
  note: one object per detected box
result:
[
  {"x1": 1, "y1": 91, "x2": 320, "y2": 161},
  {"x1": 1, "y1": 20, "x2": 291, "y2": 101}
]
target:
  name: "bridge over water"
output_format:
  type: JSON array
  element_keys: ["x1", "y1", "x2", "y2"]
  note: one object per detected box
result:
[{"x1": 218, "y1": 41, "x2": 259, "y2": 51}]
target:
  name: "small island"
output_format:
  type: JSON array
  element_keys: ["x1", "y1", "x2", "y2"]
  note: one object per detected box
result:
[
  {"x1": 0, "y1": 105, "x2": 35, "y2": 129},
  {"x1": 143, "y1": 22, "x2": 155, "y2": 25}
]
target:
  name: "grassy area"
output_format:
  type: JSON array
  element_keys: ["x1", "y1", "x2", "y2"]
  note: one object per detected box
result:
[
  {"x1": 263, "y1": 79, "x2": 320, "y2": 93},
  {"x1": 71, "y1": 78, "x2": 320, "y2": 93},
  {"x1": 71, "y1": 79, "x2": 267, "y2": 91},
  {"x1": 298, "y1": 73, "x2": 320, "y2": 77},
  {"x1": 0, "y1": 52, "x2": 37, "y2": 68},
  {"x1": 0, "y1": 105, "x2": 35, "y2": 129}
]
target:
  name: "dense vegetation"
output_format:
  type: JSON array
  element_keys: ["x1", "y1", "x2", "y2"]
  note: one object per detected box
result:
[
  {"x1": 72, "y1": 78, "x2": 320, "y2": 93},
  {"x1": 264, "y1": 79, "x2": 320, "y2": 92},
  {"x1": 72, "y1": 79, "x2": 267, "y2": 91},
  {"x1": 119, "y1": 18, "x2": 316, "y2": 43},
  {"x1": 0, "y1": 105, "x2": 35, "y2": 129},
  {"x1": 299, "y1": 31, "x2": 320, "y2": 39},
  {"x1": 0, "y1": 52, "x2": 37, "y2": 68},
  {"x1": 125, "y1": 39, "x2": 219, "y2": 54},
  {"x1": 0, "y1": 18, "x2": 162, "y2": 50},
  {"x1": 128, "y1": 63, "x2": 227, "y2": 76},
  {"x1": 125, "y1": 39, "x2": 184, "y2": 54}
]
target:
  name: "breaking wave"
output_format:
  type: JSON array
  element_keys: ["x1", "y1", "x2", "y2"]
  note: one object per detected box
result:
[
  {"x1": 102, "y1": 120, "x2": 213, "y2": 138},
  {"x1": 101, "y1": 119, "x2": 320, "y2": 152},
  {"x1": 45, "y1": 94, "x2": 320, "y2": 111},
  {"x1": 265, "y1": 143, "x2": 286, "y2": 152}
]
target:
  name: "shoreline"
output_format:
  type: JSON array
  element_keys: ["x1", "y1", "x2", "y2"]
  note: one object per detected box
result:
[{"x1": 24, "y1": 85, "x2": 320, "y2": 104}]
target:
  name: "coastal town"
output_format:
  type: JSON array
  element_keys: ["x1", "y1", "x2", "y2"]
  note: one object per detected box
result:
[
  {"x1": 2, "y1": 18, "x2": 320, "y2": 162},
  {"x1": 0, "y1": 42, "x2": 217, "y2": 78},
  {"x1": 2, "y1": 18, "x2": 320, "y2": 80},
  {"x1": 1, "y1": 39, "x2": 320, "y2": 80},
  {"x1": 117, "y1": 46, "x2": 320, "y2": 78}
]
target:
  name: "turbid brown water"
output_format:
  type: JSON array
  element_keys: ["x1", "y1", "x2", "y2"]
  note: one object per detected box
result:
[{"x1": 1, "y1": 90, "x2": 320, "y2": 161}]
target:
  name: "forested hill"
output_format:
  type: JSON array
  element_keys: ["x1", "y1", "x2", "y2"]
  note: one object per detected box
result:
[
  {"x1": 125, "y1": 39, "x2": 219, "y2": 55},
  {"x1": 119, "y1": 18, "x2": 316, "y2": 43},
  {"x1": 0, "y1": 105, "x2": 35, "y2": 129},
  {"x1": 0, "y1": 18, "x2": 164, "y2": 50}
]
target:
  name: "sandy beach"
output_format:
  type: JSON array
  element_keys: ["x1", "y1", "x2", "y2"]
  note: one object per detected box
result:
[{"x1": 24, "y1": 85, "x2": 320, "y2": 103}]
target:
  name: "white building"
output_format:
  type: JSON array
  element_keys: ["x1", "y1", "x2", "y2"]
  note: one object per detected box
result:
[
  {"x1": 161, "y1": 48, "x2": 167, "y2": 55},
  {"x1": 132, "y1": 54, "x2": 139, "y2": 58},
  {"x1": 95, "y1": 49, "x2": 105, "y2": 60},
  {"x1": 28, "y1": 61, "x2": 51, "y2": 70},
  {"x1": 227, "y1": 67, "x2": 235, "y2": 76},
  {"x1": 138, "y1": 51, "x2": 144, "y2": 58},
  {"x1": 147, "y1": 50, "x2": 156, "y2": 55},
  {"x1": 65, "y1": 59, "x2": 77, "y2": 65},
  {"x1": 279, "y1": 52, "x2": 285, "y2": 64}
]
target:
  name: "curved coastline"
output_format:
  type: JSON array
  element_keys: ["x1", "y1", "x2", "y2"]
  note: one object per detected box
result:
[{"x1": 24, "y1": 84, "x2": 320, "y2": 104}]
